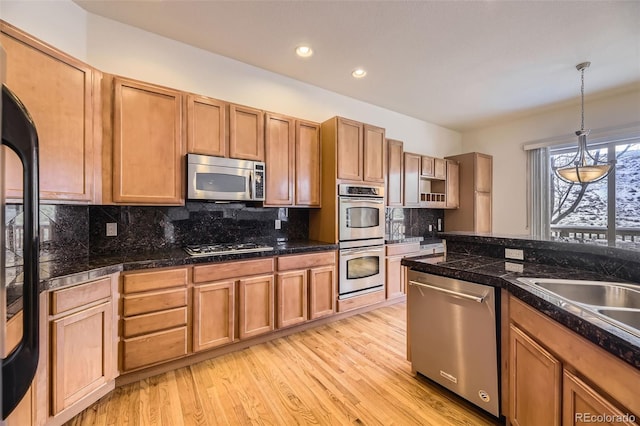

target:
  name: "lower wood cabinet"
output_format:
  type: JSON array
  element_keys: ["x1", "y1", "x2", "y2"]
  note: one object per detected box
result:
[
  {"x1": 238, "y1": 274, "x2": 275, "y2": 339},
  {"x1": 385, "y1": 242, "x2": 420, "y2": 300},
  {"x1": 49, "y1": 275, "x2": 118, "y2": 421},
  {"x1": 121, "y1": 267, "x2": 189, "y2": 372},
  {"x1": 276, "y1": 251, "x2": 337, "y2": 329},
  {"x1": 508, "y1": 296, "x2": 639, "y2": 426},
  {"x1": 192, "y1": 281, "x2": 235, "y2": 352}
]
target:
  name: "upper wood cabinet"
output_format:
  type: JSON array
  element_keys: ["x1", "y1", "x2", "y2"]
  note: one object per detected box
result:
[
  {"x1": 229, "y1": 104, "x2": 264, "y2": 161},
  {"x1": 186, "y1": 94, "x2": 227, "y2": 157},
  {"x1": 421, "y1": 156, "x2": 446, "y2": 180},
  {"x1": 336, "y1": 117, "x2": 364, "y2": 181},
  {"x1": 386, "y1": 139, "x2": 404, "y2": 207},
  {"x1": 403, "y1": 152, "x2": 421, "y2": 207},
  {"x1": 264, "y1": 113, "x2": 321, "y2": 207},
  {"x1": 1, "y1": 21, "x2": 98, "y2": 203},
  {"x1": 444, "y1": 152, "x2": 492, "y2": 232},
  {"x1": 109, "y1": 76, "x2": 185, "y2": 205},
  {"x1": 363, "y1": 124, "x2": 386, "y2": 183}
]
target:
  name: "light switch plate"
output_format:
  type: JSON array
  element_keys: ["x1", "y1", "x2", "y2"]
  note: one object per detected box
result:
[
  {"x1": 505, "y1": 248, "x2": 524, "y2": 260},
  {"x1": 505, "y1": 261, "x2": 524, "y2": 273},
  {"x1": 106, "y1": 222, "x2": 118, "y2": 237},
  {"x1": 275, "y1": 219, "x2": 281, "y2": 230}
]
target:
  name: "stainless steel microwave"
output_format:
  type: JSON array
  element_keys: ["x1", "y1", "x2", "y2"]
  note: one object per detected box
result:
[{"x1": 187, "y1": 154, "x2": 265, "y2": 201}]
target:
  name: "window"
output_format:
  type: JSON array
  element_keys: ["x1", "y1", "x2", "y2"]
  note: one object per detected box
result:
[{"x1": 528, "y1": 126, "x2": 640, "y2": 250}]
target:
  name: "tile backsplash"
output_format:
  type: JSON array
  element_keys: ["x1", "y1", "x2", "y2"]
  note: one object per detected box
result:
[{"x1": 385, "y1": 207, "x2": 444, "y2": 240}]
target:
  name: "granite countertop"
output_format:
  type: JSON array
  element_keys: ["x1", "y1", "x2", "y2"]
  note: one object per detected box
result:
[
  {"x1": 6, "y1": 239, "x2": 338, "y2": 317},
  {"x1": 402, "y1": 252, "x2": 640, "y2": 369}
]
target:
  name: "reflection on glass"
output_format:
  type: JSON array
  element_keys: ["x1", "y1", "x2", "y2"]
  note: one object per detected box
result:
[
  {"x1": 347, "y1": 207, "x2": 379, "y2": 228},
  {"x1": 347, "y1": 256, "x2": 379, "y2": 279}
]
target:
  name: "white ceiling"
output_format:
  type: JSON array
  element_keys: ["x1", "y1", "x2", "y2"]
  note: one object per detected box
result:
[{"x1": 73, "y1": 0, "x2": 640, "y2": 132}]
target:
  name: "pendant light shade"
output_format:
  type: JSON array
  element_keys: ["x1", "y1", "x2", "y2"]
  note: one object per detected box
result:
[{"x1": 554, "y1": 62, "x2": 613, "y2": 184}]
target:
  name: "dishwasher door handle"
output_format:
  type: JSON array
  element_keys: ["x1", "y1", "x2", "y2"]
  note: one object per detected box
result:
[{"x1": 409, "y1": 280, "x2": 485, "y2": 303}]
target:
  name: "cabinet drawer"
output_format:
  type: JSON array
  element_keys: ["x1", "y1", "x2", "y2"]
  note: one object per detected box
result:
[
  {"x1": 277, "y1": 251, "x2": 335, "y2": 271},
  {"x1": 123, "y1": 268, "x2": 188, "y2": 294},
  {"x1": 123, "y1": 288, "x2": 187, "y2": 317},
  {"x1": 193, "y1": 258, "x2": 274, "y2": 283},
  {"x1": 50, "y1": 277, "x2": 112, "y2": 315},
  {"x1": 123, "y1": 306, "x2": 187, "y2": 338},
  {"x1": 122, "y1": 327, "x2": 187, "y2": 371},
  {"x1": 385, "y1": 243, "x2": 420, "y2": 257}
]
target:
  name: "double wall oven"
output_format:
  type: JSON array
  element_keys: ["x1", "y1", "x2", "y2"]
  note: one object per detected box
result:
[{"x1": 338, "y1": 184, "x2": 385, "y2": 299}]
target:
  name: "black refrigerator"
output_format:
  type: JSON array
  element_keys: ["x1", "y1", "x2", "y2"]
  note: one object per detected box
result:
[{"x1": 1, "y1": 62, "x2": 41, "y2": 419}]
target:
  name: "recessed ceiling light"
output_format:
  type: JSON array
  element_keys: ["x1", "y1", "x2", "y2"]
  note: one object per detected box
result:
[
  {"x1": 295, "y1": 45, "x2": 313, "y2": 58},
  {"x1": 352, "y1": 68, "x2": 367, "y2": 78}
]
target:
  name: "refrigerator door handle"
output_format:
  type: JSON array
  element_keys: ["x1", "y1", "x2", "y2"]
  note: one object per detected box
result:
[{"x1": 1, "y1": 84, "x2": 40, "y2": 420}]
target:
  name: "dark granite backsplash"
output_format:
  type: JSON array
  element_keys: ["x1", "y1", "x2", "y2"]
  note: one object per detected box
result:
[
  {"x1": 385, "y1": 207, "x2": 444, "y2": 240},
  {"x1": 88, "y1": 203, "x2": 308, "y2": 256},
  {"x1": 4, "y1": 203, "x2": 309, "y2": 264}
]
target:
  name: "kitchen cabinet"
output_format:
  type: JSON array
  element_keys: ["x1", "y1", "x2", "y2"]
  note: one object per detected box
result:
[
  {"x1": 428, "y1": 159, "x2": 459, "y2": 209},
  {"x1": 421, "y1": 156, "x2": 446, "y2": 180},
  {"x1": 238, "y1": 274, "x2": 275, "y2": 339},
  {"x1": 444, "y1": 152, "x2": 492, "y2": 232},
  {"x1": 186, "y1": 94, "x2": 227, "y2": 157},
  {"x1": 193, "y1": 257, "x2": 275, "y2": 342},
  {"x1": 363, "y1": 124, "x2": 386, "y2": 183},
  {"x1": 108, "y1": 76, "x2": 185, "y2": 205},
  {"x1": 385, "y1": 242, "x2": 421, "y2": 300},
  {"x1": 229, "y1": 103, "x2": 264, "y2": 161},
  {"x1": 264, "y1": 114, "x2": 321, "y2": 207},
  {"x1": 49, "y1": 275, "x2": 118, "y2": 418},
  {"x1": 508, "y1": 296, "x2": 640, "y2": 425},
  {"x1": 192, "y1": 281, "x2": 235, "y2": 352},
  {"x1": 1, "y1": 21, "x2": 98, "y2": 203},
  {"x1": 276, "y1": 251, "x2": 337, "y2": 327},
  {"x1": 386, "y1": 139, "x2": 404, "y2": 207},
  {"x1": 403, "y1": 152, "x2": 421, "y2": 207},
  {"x1": 121, "y1": 267, "x2": 189, "y2": 371}
]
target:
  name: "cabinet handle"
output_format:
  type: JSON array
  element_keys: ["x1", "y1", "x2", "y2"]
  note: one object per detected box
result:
[{"x1": 408, "y1": 280, "x2": 485, "y2": 303}]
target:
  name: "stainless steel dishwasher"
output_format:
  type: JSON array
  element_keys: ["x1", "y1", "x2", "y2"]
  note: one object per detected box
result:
[{"x1": 407, "y1": 270, "x2": 500, "y2": 417}]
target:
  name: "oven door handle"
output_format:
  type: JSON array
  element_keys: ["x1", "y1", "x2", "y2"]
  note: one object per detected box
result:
[
  {"x1": 341, "y1": 248, "x2": 383, "y2": 256},
  {"x1": 409, "y1": 280, "x2": 485, "y2": 303},
  {"x1": 341, "y1": 198, "x2": 384, "y2": 204}
]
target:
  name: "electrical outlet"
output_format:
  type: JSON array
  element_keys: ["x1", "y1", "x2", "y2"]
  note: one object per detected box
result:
[
  {"x1": 505, "y1": 248, "x2": 524, "y2": 260},
  {"x1": 106, "y1": 222, "x2": 118, "y2": 237},
  {"x1": 275, "y1": 219, "x2": 281, "y2": 230},
  {"x1": 437, "y1": 219, "x2": 442, "y2": 231},
  {"x1": 505, "y1": 261, "x2": 524, "y2": 273},
  {"x1": 428, "y1": 224, "x2": 433, "y2": 232}
]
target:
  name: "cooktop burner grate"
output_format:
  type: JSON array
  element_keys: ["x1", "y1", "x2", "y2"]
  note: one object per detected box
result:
[{"x1": 184, "y1": 243, "x2": 274, "y2": 257}]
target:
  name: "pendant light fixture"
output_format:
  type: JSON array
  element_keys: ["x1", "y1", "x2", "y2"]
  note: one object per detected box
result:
[{"x1": 554, "y1": 62, "x2": 613, "y2": 184}]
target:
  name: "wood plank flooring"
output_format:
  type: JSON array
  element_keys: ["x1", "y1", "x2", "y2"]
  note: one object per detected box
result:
[{"x1": 66, "y1": 302, "x2": 499, "y2": 425}]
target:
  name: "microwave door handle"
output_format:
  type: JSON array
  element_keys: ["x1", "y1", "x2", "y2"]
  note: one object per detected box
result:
[{"x1": 248, "y1": 171, "x2": 253, "y2": 199}]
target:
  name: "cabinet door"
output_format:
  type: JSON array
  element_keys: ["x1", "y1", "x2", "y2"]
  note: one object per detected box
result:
[
  {"x1": 403, "y1": 153, "x2": 421, "y2": 207},
  {"x1": 295, "y1": 120, "x2": 321, "y2": 207},
  {"x1": 112, "y1": 77, "x2": 184, "y2": 204},
  {"x1": 509, "y1": 324, "x2": 562, "y2": 426},
  {"x1": 445, "y1": 160, "x2": 460, "y2": 209},
  {"x1": 238, "y1": 275, "x2": 274, "y2": 339},
  {"x1": 193, "y1": 281, "x2": 235, "y2": 352},
  {"x1": 51, "y1": 302, "x2": 113, "y2": 414},
  {"x1": 386, "y1": 139, "x2": 404, "y2": 206},
  {"x1": 363, "y1": 124, "x2": 385, "y2": 183},
  {"x1": 276, "y1": 270, "x2": 308, "y2": 328},
  {"x1": 434, "y1": 158, "x2": 446, "y2": 180},
  {"x1": 563, "y1": 370, "x2": 638, "y2": 426},
  {"x1": 187, "y1": 94, "x2": 227, "y2": 156},
  {"x1": 1, "y1": 23, "x2": 96, "y2": 202},
  {"x1": 309, "y1": 265, "x2": 336, "y2": 320},
  {"x1": 420, "y1": 156, "x2": 435, "y2": 178},
  {"x1": 122, "y1": 327, "x2": 187, "y2": 371},
  {"x1": 385, "y1": 256, "x2": 404, "y2": 300},
  {"x1": 265, "y1": 113, "x2": 295, "y2": 206},
  {"x1": 475, "y1": 153, "x2": 492, "y2": 193},
  {"x1": 475, "y1": 191, "x2": 492, "y2": 232},
  {"x1": 229, "y1": 104, "x2": 264, "y2": 161},
  {"x1": 336, "y1": 117, "x2": 363, "y2": 181}
]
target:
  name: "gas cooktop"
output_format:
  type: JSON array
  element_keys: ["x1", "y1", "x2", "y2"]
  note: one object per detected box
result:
[{"x1": 184, "y1": 243, "x2": 274, "y2": 257}]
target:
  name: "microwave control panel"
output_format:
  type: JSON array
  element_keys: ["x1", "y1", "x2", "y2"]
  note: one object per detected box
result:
[{"x1": 254, "y1": 163, "x2": 265, "y2": 200}]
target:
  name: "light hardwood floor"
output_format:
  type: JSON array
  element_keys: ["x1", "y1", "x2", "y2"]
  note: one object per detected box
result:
[{"x1": 66, "y1": 302, "x2": 499, "y2": 425}]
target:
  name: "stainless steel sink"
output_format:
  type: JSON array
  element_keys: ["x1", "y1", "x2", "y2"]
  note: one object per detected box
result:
[{"x1": 517, "y1": 278, "x2": 640, "y2": 338}]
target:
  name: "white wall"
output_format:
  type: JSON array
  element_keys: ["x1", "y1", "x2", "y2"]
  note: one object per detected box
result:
[
  {"x1": 461, "y1": 88, "x2": 640, "y2": 236},
  {"x1": 1, "y1": 0, "x2": 461, "y2": 158}
]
